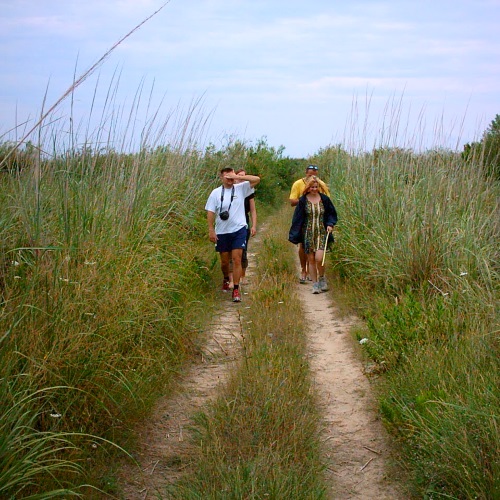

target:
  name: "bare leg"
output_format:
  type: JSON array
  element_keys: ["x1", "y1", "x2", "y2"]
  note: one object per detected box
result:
[
  {"x1": 241, "y1": 256, "x2": 247, "y2": 282},
  {"x1": 315, "y1": 250, "x2": 325, "y2": 278},
  {"x1": 231, "y1": 248, "x2": 243, "y2": 286},
  {"x1": 307, "y1": 252, "x2": 318, "y2": 283},
  {"x1": 228, "y1": 260, "x2": 235, "y2": 288},
  {"x1": 220, "y1": 252, "x2": 231, "y2": 279},
  {"x1": 299, "y1": 244, "x2": 308, "y2": 279}
]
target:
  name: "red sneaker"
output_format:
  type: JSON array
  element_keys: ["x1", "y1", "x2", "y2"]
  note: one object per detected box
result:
[
  {"x1": 222, "y1": 280, "x2": 230, "y2": 292},
  {"x1": 232, "y1": 289, "x2": 241, "y2": 302}
]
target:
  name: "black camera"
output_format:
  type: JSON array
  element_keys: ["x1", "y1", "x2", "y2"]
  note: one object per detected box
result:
[{"x1": 219, "y1": 211, "x2": 229, "y2": 221}]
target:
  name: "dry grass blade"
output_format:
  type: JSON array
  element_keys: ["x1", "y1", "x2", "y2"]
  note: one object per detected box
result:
[{"x1": 0, "y1": 0, "x2": 171, "y2": 169}]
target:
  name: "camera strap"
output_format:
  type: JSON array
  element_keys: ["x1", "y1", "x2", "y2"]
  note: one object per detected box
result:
[{"x1": 220, "y1": 186, "x2": 235, "y2": 213}]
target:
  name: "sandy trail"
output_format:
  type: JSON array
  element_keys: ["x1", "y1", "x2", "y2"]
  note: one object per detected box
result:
[
  {"x1": 117, "y1": 225, "x2": 405, "y2": 499},
  {"x1": 115, "y1": 233, "x2": 261, "y2": 498},
  {"x1": 116, "y1": 302, "x2": 244, "y2": 498},
  {"x1": 297, "y1": 278, "x2": 405, "y2": 499}
]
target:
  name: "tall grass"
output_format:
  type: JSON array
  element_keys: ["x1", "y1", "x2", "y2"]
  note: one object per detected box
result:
[
  {"x1": 1, "y1": 70, "x2": 298, "y2": 493},
  {"x1": 315, "y1": 113, "x2": 499, "y2": 498},
  {"x1": 0, "y1": 87, "x2": 224, "y2": 495},
  {"x1": 0, "y1": 385, "x2": 83, "y2": 498}
]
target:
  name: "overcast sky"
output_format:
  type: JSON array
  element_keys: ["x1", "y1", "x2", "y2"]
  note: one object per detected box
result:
[{"x1": 1, "y1": 0, "x2": 499, "y2": 157}]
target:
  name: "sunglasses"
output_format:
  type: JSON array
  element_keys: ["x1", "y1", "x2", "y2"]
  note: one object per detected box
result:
[{"x1": 307, "y1": 165, "x2": 318, "y2": 171}]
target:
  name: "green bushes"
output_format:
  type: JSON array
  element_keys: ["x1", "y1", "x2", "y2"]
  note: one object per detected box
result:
[
  {"x1": 0, "y1": 127, "x2": 296, "y2": 495},
  {"x1": 463, "y1": 114, "x2": 500, "y2": 180},
  {"x1": 360, "y1": 290, "x2": 455, "y2": 371},
  {"x1": 381, "y1": 337, "x2": 499, "y2": 498},
  {"x1": 0, "y1": 384, "x2": 85, "y2": 498},
  {"x1": 0, "y1": 141, "x2": 37, "y2": 173},
  {"x1": 203, "y1": 137, "x2": 300, "y2": 206}
]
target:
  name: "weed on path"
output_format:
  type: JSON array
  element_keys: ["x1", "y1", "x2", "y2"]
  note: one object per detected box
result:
[{"x1": 116, "y1": 304, "x2": 243, "y2": 498}]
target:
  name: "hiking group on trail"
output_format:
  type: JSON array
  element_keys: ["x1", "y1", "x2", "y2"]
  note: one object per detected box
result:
[
  {"x1": 289, "y1": 165, "x2": 331, "y2": 281},
  {"x1": 289, "y1": 169, "x2": 337, "y2": 294},
  {"x1": 205, "y1": 164, "x2": 337, "y2": 302}
]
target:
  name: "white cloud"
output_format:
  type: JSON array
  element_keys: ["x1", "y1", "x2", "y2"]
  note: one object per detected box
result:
[
  {"x1": 0, "y1": 0, "x2": 499, "y2": 155},
  {"x1": 299, "y1": 75, "x2": 498, "y2": 95}
]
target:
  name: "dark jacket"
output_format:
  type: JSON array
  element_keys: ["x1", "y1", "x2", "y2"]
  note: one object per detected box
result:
[{"x1": 288, "y1": 193, "x2": 338, "y2": 245}]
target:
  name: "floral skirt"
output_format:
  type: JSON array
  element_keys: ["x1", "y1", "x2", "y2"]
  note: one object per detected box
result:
[{"x1": 303, "y1": 200, "x2": 327, "y2": 254}]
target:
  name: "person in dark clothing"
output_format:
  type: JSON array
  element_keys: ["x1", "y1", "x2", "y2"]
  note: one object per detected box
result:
[
  {"x1": 289, "y1": 164, "x2": 331, "y2": 283},
  {"x1": 228, "y1": 169, "x2": 257, "y2": 287},
  {"x1": 289, "y1": 176, "x2": 337, "y2": 294}
]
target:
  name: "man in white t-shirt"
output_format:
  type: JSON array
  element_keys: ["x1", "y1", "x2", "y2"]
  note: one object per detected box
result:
[{"x1": 205, "y1": 167, "x2": 260, "y2": 302}]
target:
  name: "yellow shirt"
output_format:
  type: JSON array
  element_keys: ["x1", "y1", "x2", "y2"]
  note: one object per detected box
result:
[{"x1": 289, "y1": 177, "x2": 330, "y2": 201}]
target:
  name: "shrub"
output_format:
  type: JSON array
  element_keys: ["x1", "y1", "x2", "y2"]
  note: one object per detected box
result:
[{"x1": 463, "y1": 114, "x2": 500, "y2": 180}]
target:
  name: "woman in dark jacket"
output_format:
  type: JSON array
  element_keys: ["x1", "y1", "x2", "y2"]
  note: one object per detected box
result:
[{"x1": 288, "y1": 176, "x2": 337, "y2": 294}]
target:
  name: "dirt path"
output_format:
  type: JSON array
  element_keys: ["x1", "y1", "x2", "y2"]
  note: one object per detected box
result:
[
  {"x1": 117, "y1": 224, "x2": 405, "y2": 499},
  {"x1": 115, "y1": 232, "x2": 262, "y2": 498},
  {"x1": 297, "y1": 277, "x2": 406, "y2": 499},
  {"x1": 116, "y1": 300, "x2": 243, "y2": 498}
]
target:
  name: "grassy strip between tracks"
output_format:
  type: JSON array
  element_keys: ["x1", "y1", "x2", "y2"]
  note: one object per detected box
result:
[{"x1": 167, "y1": 207, "x2": 327, "y2": 499}]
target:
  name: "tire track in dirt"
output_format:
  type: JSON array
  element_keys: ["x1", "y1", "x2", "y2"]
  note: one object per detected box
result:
[
  {"x1": 116, "y1": 230, "x2": 265, "y2": 499},
  {"x1": 297, "y1": 278, "x2": 407, "y2": 499},
  {"x1": 116, "y1": 298, "x2": 244, "y2": 499}
]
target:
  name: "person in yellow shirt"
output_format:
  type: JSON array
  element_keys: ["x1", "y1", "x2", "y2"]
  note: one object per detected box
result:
[{"x1": 289, "y1": 164, "x2": 330, "y2": 283}]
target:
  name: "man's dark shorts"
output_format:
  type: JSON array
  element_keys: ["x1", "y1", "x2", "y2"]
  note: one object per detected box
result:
[{"x1": 215, "y1": 226, "x2": 247, "y2": 253}]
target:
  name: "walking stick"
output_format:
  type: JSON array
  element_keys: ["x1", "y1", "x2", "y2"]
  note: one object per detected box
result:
[{"x1": 321, "y1": 231, "x2": 330, "y2": 266}]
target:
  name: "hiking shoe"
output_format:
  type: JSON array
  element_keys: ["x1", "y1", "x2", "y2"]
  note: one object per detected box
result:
[
  {"x1": 222, "y1": 280, "x2": 230, "y2": 292},
  {"x1": 232, "y1": 289, "x2": 241, "y2": 302},
  {"x1": 319, "y1": 276, "x2": 329, "y2": 292},
  {"x1": 312, "y1": 282, "x2": 321, "y2": 294},
  {"x1": 299, "y1": 275, "x2": 307, "y2": 284}
]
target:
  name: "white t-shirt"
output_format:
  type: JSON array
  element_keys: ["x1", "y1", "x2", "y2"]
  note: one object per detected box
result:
[{"x1": 205, "y1": 181, "x2": 254, "y2": 235}]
